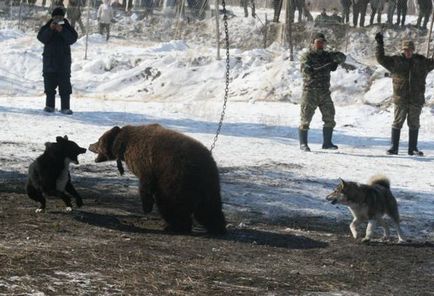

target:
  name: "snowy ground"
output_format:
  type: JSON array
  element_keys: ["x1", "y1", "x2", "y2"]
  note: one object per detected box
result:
[{"x1": 0, "y1": 7, "x2": 433, "y2": 244}]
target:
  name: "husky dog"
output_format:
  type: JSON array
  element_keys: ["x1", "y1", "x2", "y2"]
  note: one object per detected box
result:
[
  {"x1": 26, "y1": 136, "x2": 86, "y2": 213},
  {"x1": 326, "y1": 175, "x2": 405, "y2": 243}
]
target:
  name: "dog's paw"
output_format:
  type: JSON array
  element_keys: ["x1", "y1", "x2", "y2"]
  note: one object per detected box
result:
[
  {"x1": 65, "y1": 207, "x2": 73, "y2": 213},
  {"x1": 381, "y1": 236, "x2": 391, "y2": 242},
  {"x1": 361, "y1": 237, "x2": 371, "y2": 243},
  {"x1": 35, "y1": 208, "x2": 45, "y2": 213}
]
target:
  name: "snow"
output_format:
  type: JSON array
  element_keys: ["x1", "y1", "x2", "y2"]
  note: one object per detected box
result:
[{"x1": 0, "y1": 8, "x2": 433, "y2": 242}]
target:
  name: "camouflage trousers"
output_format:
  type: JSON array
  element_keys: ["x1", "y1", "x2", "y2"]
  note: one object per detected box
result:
[
  {"x1": 299, "y1": 89, "x2": 336, "y2": 131},
  {"x1": 392, "y1": 103, "x2": 422, "y2": 130}
]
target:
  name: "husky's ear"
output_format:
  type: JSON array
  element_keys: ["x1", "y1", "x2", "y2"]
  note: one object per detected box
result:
[{"x1": 339, "y1": 178, "x2": 346, "y2": 188}]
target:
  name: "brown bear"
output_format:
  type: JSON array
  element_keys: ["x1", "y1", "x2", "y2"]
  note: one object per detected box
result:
[{"x1": 88, "y1": 124, "x2": 226, "y2": 235}]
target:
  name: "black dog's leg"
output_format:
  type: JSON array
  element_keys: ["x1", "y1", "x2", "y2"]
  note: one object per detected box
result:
[
  {"x1": 65, "y1": 179, "x2": 83, "y2": 208},
  {"x1": 26, "y1": 182, "x2": 46, "y2": 212},
  {"x1": 139, "y1": 178, "x2": 154, "y2": 214},
  {"x1": 57, "y1": 191, "x2": 73, "y2": 211}
]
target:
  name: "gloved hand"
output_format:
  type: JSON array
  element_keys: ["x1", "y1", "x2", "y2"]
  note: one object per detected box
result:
[
  {"x1": 332, "y1": 52, "x2": 346, "y2": 64},
  {"x1": 375, "y1": 32, "x2": 384, "y2": 45},
  {"x1": 303, "y1": 64, "x2": 314, "y2": 74}
]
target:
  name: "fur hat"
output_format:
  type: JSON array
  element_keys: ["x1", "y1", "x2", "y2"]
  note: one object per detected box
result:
[
  {"x1": 402, "y1": 40, "x2": 415, "y2": 51},
  {"x1": 313, "y1": 33, "x2": 327, "y2": 43},
  {"x1": 51, "y1": 7, "x2": 65, "y2": 17}
]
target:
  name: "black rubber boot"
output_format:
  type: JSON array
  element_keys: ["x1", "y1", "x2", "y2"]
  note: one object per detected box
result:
[
  {"x1": 45, "y1": 94, "x2": 55, "y2": 109},
  {"x1": 408, "y1": 129, "x2": 424, "y2": 156},
  {"x1": 322, "y1": 127, "x2": 338, "y2": 150},
  {"x1": 387, "y1": 128, "x2": 400, "y2": 155},
  {"x1": 299, "y1": 129, "x2": 311, "y2": 152},
  {"x1": 60, "y1": 95, "x2": 73, "y2": 115}
]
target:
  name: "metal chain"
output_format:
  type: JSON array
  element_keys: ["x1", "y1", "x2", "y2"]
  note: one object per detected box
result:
[{"x1": 210, "y1": 0, "x2": 230, "y2": 153}]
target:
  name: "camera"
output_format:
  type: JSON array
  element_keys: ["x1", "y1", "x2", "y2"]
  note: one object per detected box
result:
[{"x1": 52, "y1": 18, "x2": 64, "y2": 25}]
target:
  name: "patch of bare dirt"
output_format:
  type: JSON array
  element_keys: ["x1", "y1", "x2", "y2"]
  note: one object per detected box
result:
[{"x1": 0, "y1": 165, "x2": 433, "y2": 296}]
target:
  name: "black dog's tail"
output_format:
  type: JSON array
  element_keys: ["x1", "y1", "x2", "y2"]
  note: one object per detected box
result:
[{"x1": 368, "y1": 174, "x2": 390, "y2": 189}]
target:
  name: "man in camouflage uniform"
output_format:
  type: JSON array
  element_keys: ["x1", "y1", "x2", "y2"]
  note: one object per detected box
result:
[
  {"x1": 375, "y1": 32, "x2": 434, "y2": 156},
  {"x1": 299, "y1": 33, "x2": 346, "y2": 152}
]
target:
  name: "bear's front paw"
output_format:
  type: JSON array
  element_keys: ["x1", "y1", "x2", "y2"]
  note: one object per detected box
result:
[{"x1": 142, "y1": 202, "x2": 153, "y2": 213}]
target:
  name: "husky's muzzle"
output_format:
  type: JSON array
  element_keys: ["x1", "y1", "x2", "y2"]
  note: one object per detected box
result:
[{"x1": 326, "y1": 193, "x2": 338, "y2": 205}]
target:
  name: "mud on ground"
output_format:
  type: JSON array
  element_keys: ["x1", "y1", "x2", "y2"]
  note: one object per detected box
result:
[{"x1": 0, "y1": 163, "x2": 433, "y2": 296}]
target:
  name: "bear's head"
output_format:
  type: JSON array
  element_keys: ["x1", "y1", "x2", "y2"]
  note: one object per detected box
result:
[{"x1": 88, "y1": 126, "x2": 121, "y2": 162}]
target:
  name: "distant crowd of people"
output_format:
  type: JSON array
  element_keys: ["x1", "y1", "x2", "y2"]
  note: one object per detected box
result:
[{"x1": 238, "y1": 0, "x2": 433, "y2": 30}]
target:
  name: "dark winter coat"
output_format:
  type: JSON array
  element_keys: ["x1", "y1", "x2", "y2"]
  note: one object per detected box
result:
[
  {"x1": 37, "y1": 19, "x2": 78, "y2": 73},
  {"x1": 376, "y1": 43, "x2": 434, "y2": 105},
  {"x1": 300, "y1": 49, "x2": 345, "y2": 90}
]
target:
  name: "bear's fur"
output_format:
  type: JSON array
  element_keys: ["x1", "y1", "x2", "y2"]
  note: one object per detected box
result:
[
  {"x1": 26, "y1": 136, "x2": 87, "y2": 212},
  {"x1": 89, "y1": 124, "x2": 226, "y2": 235}
]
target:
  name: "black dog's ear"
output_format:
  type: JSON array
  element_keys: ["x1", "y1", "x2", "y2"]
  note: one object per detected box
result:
[
  {"x1": 111, "y1": 126, "x2": 121, "y2": 133},
  {"x1": 56, "y1": 136, "x2": 64, "y2": 143},
  {"x1": 63, "y1": 135, "x2": 68, "y2": 140}
]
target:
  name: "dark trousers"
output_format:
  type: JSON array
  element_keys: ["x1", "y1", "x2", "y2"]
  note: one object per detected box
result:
[
  {"x1": 43, "y1": 72, "x2": 72, "y2": 110},
  {"x1": 99, "y1": 23, "x2": 110, "y2": 40}
]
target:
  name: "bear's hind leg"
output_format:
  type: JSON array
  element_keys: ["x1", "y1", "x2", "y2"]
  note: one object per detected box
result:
[
  {"x1": 158, "y1": 203, "x2": 193, "y2": 233},
  {"x1": 194, "y1": 206, "x2": 226, "y2": 235}
]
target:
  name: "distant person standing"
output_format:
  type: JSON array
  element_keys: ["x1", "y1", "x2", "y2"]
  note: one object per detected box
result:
[
  {"x1": 387, "y1": 0, "x2": 397, "y2": 25},
  {"x1": 375, "y1": 32, "x2": 434, "y2": 156},
  {"x1": 396, "y1": 0, "x2": 408, "y2": 26},
  {"x1": 416, "y1": 0, "x2": 432, "y2": 30},
  {"x1": 97, "y1": 0, "x2": 114, "y2": 41},
  {"x1": 298, "y1": 33, "x2": 346, "y2": 152},
  {"x1": 241, "y1": 0, "x2": 255, "y2": 18},
  {"x1": 340, "y1": 0, "x2": 352, "y2": 23},
  {"x1": 37, "y1": 7, "x2": 78, "y2": 115},
  {"x1": 67, "y1": 0, "x2": 85, "y2": 34},
  {"x1": 352, "y1": 0, "x2": 369, "y2": 27}
]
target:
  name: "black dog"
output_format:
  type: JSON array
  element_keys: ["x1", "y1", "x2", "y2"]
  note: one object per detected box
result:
[{"x1": 26, "y1": 136, "x2": 86, "y2": 212}]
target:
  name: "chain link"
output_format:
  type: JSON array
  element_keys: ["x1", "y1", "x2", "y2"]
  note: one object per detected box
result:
[{"x1": 210, "y1": 0, "x2": 230, "y2": 153}]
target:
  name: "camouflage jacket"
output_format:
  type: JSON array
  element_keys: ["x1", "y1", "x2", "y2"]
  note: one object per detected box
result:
[
  {"x1": 300, "y1": 49, "x2": 345, "y2": 91},
  {"x1": 376, "y1": 43, "x2": 434, "y2": 105}
]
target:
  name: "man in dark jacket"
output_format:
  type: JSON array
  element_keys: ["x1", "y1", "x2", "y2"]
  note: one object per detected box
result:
[
  {"x1": 375, "y1": 32, "x2": 434, "y2": 156},
  {"x1": 299, "y1": 33, "x2": 346, "y2": 152},
  {"x1": 37, "y1": 7, "x2": 78, "y2": 115}
]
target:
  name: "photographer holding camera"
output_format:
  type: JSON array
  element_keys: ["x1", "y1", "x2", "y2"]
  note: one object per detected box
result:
[{"x1": 37, "y1": 7, "x2": 78, "y2": 115}]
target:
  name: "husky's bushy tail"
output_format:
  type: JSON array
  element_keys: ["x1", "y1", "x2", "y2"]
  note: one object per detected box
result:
[
  {"x1": 368, "y1": 174, "x2": 390, "y2": 189},
  {"x1": 369, "y1": 175, "x2": 401, "y2": 225}
]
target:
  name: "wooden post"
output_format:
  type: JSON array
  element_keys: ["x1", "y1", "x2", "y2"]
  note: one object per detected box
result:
[
  {"x1": 84, "y1": 0, "x2": 91, "y2": 60},
  {"x1": 285, "y1": 0, "x2": 293, "y2": 61},
  {"x1": 426, "y1": 10, "x2": 434, "y2": 57},
  {"x1": 215, "y1": 0, "x2": 220, "y2": 60},
  {"x1": 18, "y1": 0, "x2": 23, "y2": 30},
  {"x1": 263, "y1": 13, "x2": 268, "y2": 48}
]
